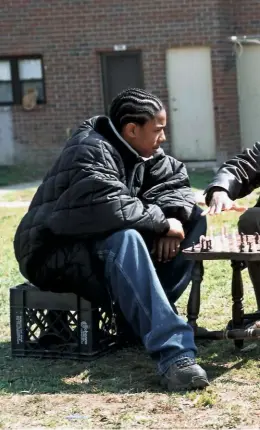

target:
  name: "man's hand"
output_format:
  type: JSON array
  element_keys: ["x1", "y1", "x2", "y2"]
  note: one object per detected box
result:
[
  {"x1": 152, "y1": 237, "x2": 181, "y2": 263},
  {"x1": 166, "y1": 218, "x2": 185, "y2": 240},
  {"x1": 202, "y1": 191, "x2": 247, "y2": 216}
]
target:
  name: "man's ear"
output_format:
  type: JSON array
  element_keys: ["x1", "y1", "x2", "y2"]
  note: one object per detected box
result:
[{"x1": 123, "y1": 123, "x2": 137, "y2": 139}]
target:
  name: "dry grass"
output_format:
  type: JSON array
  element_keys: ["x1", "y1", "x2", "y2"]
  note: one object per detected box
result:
[
  {"x1": 0, "y1": 189, "x2": 37, "y2": 202},
  {"x1": 1, "y1": 191, "x2": 260, "y2": 428}
]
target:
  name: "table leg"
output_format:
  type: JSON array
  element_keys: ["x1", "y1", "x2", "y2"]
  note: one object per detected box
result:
[
  {"x1": 231, "y1": 260, "x2": 245, "y2": 349},
  {"x1": 187, "y1": 261, "x2": 203, "y2": 333}
]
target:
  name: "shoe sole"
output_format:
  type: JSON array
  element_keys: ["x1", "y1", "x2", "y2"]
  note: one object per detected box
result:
[{"x1": 161, "y1": 375, "x2": 210, "y2": 392}]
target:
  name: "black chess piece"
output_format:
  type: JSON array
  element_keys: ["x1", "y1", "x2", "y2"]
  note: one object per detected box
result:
[
  {"x1": 201, "y1": 239, "x2": 207, "y2": 252},
  {"x1": 240, "y1": 232, "x2": 245, "y2": 243},
  {"x1": 255, "y1": 232, "x2": 259, "y2": 244},
  {"x1": 249, "y1": 242, "x2": 253, "y2": 252},
  {"x1": 191, "y1": 242, "x2": 195, "y2": 252},
  {"x1": 240, "y1": 242, "x2": 245, "y2": 253},
  {"x1": 206, "y1": 240, "x2": 211, "y2": 251}
]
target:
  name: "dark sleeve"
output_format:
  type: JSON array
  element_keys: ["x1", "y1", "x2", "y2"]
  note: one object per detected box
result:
[
  {"x1": 46, "y1": 146, "x2": 170, "y2": 237},
  {"x1": 204, "y1": 142, "x2": 260, "y2": 201},
  {"x1": 141, "y1": 152, "x2": 196, "y2": 223}
]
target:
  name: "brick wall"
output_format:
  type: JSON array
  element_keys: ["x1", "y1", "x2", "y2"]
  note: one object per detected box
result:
[
  {"x1": 234, "y1": 0, "x2": 260, "y2": 34},
  {"x1": 0, "y1": 0, "x2": 254, "y2": 165}
]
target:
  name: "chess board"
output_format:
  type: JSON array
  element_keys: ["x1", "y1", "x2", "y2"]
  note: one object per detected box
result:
[{"x1": 183, "y1": 233, "x2": 260, "y2": 261}]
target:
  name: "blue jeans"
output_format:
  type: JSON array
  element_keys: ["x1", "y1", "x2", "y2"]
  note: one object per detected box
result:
[{"x1": 94, "y1": 207, "x2": 206, "y2": 374}]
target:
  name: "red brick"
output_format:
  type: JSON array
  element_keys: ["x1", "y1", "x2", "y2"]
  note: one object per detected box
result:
[{"x1": 0, "y1": 0, "x2": 259, "y2": 163}]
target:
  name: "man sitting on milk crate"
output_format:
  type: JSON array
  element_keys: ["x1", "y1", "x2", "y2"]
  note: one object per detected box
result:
[{"x1": 14, "y1": 88, "x2": 209, "y2": 392}]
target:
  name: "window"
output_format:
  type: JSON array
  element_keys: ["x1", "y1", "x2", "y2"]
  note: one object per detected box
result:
[
  {"x1": 0, "y1": 62, "x2": 13, "y2": 103},
  {"x1": 0, "y1": 56, "x2": 46, "y2": 105}
]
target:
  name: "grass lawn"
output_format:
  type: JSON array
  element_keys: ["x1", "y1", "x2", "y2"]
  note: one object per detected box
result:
[
  {"x1": 188, "y1": 170, "x2": 216, "y2": 191},
  {"x1": 0, "y1": 166, "x2": 215, "y2": 190},
  {"x1": 0, "y1": 189, "x2": 37, "y2": 202},
  {"x1": 0, "y1": 165, "x2": 46, "y2": 187},
  {"x1": 1, "y1": 193, "x2": 260, "y2": 428}
]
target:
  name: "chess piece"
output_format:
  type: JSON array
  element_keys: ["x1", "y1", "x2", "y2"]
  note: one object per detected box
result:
[
  {"x1": 240, "y1": 242, "x2": 245, "y2": 252},
  {"x1": 202, "y1": 238, "x2": 209, "y2": 252},
  {"x1": 214, "y1": 235, "x2": 222, "y2": 251},
  {"x1": 221, "y1": 225, "x2": 228, "y2": 238},
  {"x1": 240, "y1": 233, "x2": 245, "y2": 243},
  {"x1": 255, "y1": 232, "x2": 259, "y2": 244},
  {"x1": 206, "y1": 240, "x2": 211, "y2": 251},
  {"x1": 249, "y1": 242, "x2": 253, "y2": 252},
  {"x1": 192, "y1": 242, "x2": 195, "y2": 252},
  {"x1": 231, "y1": 230, "x2": 238, "y2": 251}
]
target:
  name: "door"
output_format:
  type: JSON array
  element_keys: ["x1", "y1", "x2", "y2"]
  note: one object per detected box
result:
[
  {"x1": 101, "y1": 52, "x2": 144, "y2": 114},
  {"x1": 166, "y1": 47, "x2": 216, "y2": 161},
  {"x1": 0, "y1": 107, "x2": 14, "y2": 165},
  {"x1": 237, "y1": 45, "x2": 260, "y2": 149}
]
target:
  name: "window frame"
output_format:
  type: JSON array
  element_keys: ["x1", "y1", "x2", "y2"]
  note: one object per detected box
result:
[{"x1": 0, "y1": 55, "x2": 46, "y2": 106}]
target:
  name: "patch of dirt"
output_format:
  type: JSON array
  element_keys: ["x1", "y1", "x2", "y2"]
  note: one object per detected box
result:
[{"x1": 0, "y1": 388, "x2": 259, "y2": 429}]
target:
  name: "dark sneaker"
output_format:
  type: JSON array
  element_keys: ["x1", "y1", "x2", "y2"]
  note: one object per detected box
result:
[{"x1": 161, "y1": 357, "x2": 209, "y2": 392}]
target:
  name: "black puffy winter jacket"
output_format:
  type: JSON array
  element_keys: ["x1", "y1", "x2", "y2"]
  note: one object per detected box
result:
[{"x1": 14, "y1": 116, "x2": 196, "y2": 301}]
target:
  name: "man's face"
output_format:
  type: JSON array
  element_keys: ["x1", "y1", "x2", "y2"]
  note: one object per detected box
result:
[{"x1": 123, "y1": 109, "x2": 167, "y2": 158}]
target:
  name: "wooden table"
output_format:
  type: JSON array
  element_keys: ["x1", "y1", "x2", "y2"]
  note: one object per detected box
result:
[{"x1": 183, "y1": 234, "x2": 260, "y2": 348}]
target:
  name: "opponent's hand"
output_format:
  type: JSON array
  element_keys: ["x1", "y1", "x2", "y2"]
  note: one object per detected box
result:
[
  {"x1": 202, "y1": 191, "x2": 247, "y2": 216},
  {"x1": 166, "y1": 218, "x2": 185, "y2": 240},
  {"x1": 152, "y1": 237, "x2": 181, "y2": 263}
]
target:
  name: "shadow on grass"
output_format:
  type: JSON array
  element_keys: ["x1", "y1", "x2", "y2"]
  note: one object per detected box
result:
[
  {"x1": 197, "y1": 338, "x2": 260, "y2": 383},
  {"x1": 1, "y1": 339, "x2": 258, "y2": 395}
]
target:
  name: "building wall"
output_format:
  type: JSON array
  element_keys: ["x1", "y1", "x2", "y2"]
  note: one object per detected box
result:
[
  {"x1": 233, "y1": 0, "x2": 260, "y2": 34},
  {"x1": 0, "y1": 0, "x2": 254, "y2": 165}
]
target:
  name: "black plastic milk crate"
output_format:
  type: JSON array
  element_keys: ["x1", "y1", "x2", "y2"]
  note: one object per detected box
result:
[{"x1": 10, "y1": 283, "x2": 118, "y2": 360}]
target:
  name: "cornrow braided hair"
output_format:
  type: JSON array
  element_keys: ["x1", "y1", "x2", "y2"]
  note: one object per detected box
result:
[{"x1": 109, "y1": 88, "x2": 164, "y2": 132}]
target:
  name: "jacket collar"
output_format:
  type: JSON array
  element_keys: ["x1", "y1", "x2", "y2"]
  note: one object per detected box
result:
[
  {"x1": 107, "y1": 117, "x2": 140, "y2": 157},
  {"x1": 81, "y1": 116, "x2": 158, "y2": 163}
]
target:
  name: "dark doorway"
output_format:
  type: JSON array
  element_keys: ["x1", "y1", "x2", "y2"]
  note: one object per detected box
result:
[{"x1": 101, "y1": 51, "x2": 144, "y2": 114}]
